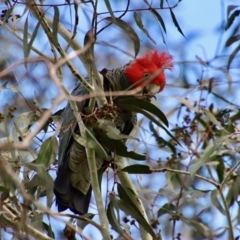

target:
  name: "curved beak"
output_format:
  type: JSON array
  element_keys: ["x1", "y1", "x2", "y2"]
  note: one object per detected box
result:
[{"x1": 145, "y1": 84, "x2": 160, "y2": 95}]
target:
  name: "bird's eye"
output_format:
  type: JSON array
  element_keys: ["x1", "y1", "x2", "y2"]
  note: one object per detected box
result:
[{"x1": 144, "y1": 73, "x2": 149, "y2": 77}]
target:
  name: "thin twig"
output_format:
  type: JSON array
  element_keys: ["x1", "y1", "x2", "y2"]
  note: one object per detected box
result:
[{"x1": 152, "y1": 167, "x2": 220, "y2": 188}]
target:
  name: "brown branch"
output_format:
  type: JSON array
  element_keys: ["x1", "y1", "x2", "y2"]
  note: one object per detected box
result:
[
  {"x1": 152, "y1": 167, "x2": 220, "y2": 188},
  {"x1": 97, "y1": 3, "x2": 179, "y2": 16}
]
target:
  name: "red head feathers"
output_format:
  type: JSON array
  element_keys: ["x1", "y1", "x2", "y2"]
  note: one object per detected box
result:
[{"x1": 125, "y1": 51, "x2": 173, "y2": 94}]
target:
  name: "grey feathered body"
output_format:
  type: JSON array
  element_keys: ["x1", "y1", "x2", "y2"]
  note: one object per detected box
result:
[{"x1": 54, "y1": 66, "x2": 137, "y2": 214}]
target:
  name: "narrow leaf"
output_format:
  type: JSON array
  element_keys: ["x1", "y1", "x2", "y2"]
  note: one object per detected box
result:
[
  {"x1": 149, "y1": 121, "x2": 176, "y2": 155},
  {"x1": 118, "y1": 98, "x2": 168, "y2": 127},
  {"x1": 134, "y1": 12, "x2": 156, "y2": 44},
  {"x1": 23, "y1": 16, "x2": 29, "y2": 63},
  {"x1": 134, "y1": 11, "x2": 144, "y2": 29},
  {"x1": 227, "y1": 5, "x2": 239, "y2": 17},
  {"x1": 77, "y1": 213, "x2": 95, "y2": 231},
  {"x1": 2, "y1": 9, "x2": 13, "y2": 23},
  {"x1": 35, "y1": 136, "x2": 58, "y2": 168},
  {"x1": 101, "y1": 134, "x2": 146, "y2": 160},
  {"x1": 119, "y1": 103, "x2": 178, "y2": 143},
  {"x1": 117, "y1": 184, "x2": 156, "y2": 238},
  {"x1": 104, "y1": 0, "x2": 115, "y2": 19},
  {"x1": 52, "y1": 6, "x2": 60, "y2": 45},
  {"x1": 73, "y1": 131, "x2": 110, "y2": 160},
  {"x1": 225, "y1": 34, "x2": 240, "y2": 47},
  {"x1": 105, "y1": 17, "x2": 140, "y2": 57},
  {"x1": 107, "y1": 201, "x2": 133, "y2": 240},
  {"x1": 120, "y1": 103, "x2": 163, "y2": 128},
  {"x1": 227, "y1": 44, "x2": 240, "y2": 70},
  {"x1": 157, "y1": 203, "x2": 177, "y2": 217},
  {"x1": 45, "y1": 172, "x2": 54, "y2": 208},
  {"x1": 210, "y1": 189, "x2": 226, "y2": 215},
  {"x1": 180, "y1": 216, "x2": 214, "y2": 239},
  {"x1": 191, "y1": 136, "x2": 227, "y2": 176},
  {"x1": 149, "y1": 8, "x2": 166, "y2": 33},
  {"x1": 98, "y1": 119, "x2": 138, "y2": 141},
  {"x1": 216, "y1": 157, "x2": 224, "y2": 183},
  {"x1": 160, "y1": 0, "x2": 164, "y2": 8},
  {"x1": 204, "y1": 109, "x2": 224, "y2": 129},
  {"x1": 24, "y1": 174, "x2": 42, "y2": 190},
  {"x1": 225, "y1": 9, "x2": 240, "y2": 30},
  {"x1": 121, "y1": 164, "x2": 151, "y2": 174},
  {"x1": 42, "y1": 221, "x2": 55, "y2": 239},
  {"x1": 169, "y1": 9, "x2": 185, "y2": 37},
  {"x1": 26, "y1": 20, "x2": 42, "y2": 60}
]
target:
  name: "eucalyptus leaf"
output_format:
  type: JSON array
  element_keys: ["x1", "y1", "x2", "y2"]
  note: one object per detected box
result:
[
  {"x1": 149, "y1": 8, "x2": 166, "y2": 33},
  {"x1": 117, "y1": 184, "x2": 156, "y2": 238},
  {"x1": 101, "y1": 134, "x2": 146, "y2": 160},
  {"x1": 121, "y1": 164, "x2": 151, "y2": 174},
  {"x1": 169, "y1": 9, "x2": 185, "y2": 38},
  {"x1": 191, "y1": 136, "x2": 228, "y2": 176},
  {"x1": 52, "y1": 6, "x2": 60, "y2": 44},
  {"x1": 134, "y1": 11, "x2": 156, "y2": 44},
  {"x1": 105, "y1": 17, "x2": 140, "y2": 57},
  {"x1": 118, "y1": 98, "x2": 168, "y2": 127},
  {"x1": 157, "y1": 203, "x2": 177, "y2": 217},
  {"x1": 35, "y1": 136, "x2": 58, "y2": 169},
  {"x1": 107, "y1": 201, "x2": 133, "y2": 240}
]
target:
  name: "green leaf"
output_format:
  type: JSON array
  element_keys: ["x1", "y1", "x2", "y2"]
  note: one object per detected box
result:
[
  {"x1": 42, "y1": 221, "x2": 55, "y2": 239},
  {"x1": 191, "y1": 136, "x2": 227, "y2": 176},
  {"x1": 210, "y1": 189, "x2": 226, "y2": 215},
  {"x1": 216, "y1": 157, "x2": 224, "y2": 183},
  {"x1": 227, "y1": 44, "x2": 240, "y2": 70},
  {"x1": 107, "y1": 201, "x2": 133, "y2": 240},
  {"x1": 157, "y1": 203, "x2": 177, "y2": 217},
  {"x1": 149, "y1": 122, "x2": 176, "y2": 155},
  {"x1": 149, "y1": 8, "x2": 166, "y2": 33},
  {"x1": 23, "y1": 16, "x2": 29, "y2": 64},
  {"x1": 160, "y1": 0, "x2": 164, "y2": 8},
  {"x1": 104, "y1": 0, "x2": 115, "y2": 19},
  {"x1": 118, "y1": 98, "x2": 168, "y2": 127},
  {"x1": 117, "y1": 184, "x2": 156, "y2": 238},
  {"x1": 73, "y1": 128, "x2": 111, "y2": 160},
  {"x1": 134, "y1": 12, "x2": 156, "y2": 44},
  {"x1": 98, "y1": 119, "x2": 138, "y2": 141},
  {"x1": 0, "y1": 189, "x2": 9, "y2": 201},
  {"x1": 27, "y1": 18, "x2": 43, "y2": 54},
  {"x1": 169, "y1": 9, "x2": 185, "y2": 38},
  {"x1": 118, "y1": 101, "x2": 179, "y2": 144},
  {"x1": 52, "y1": 6, "x2": 60, "y2": 45},
  {"x1": 134, "y1": 11, "x2": 143, "y2": 29},
  {"x1": 77, "y1": 213, "x2": 95, "y2": 231},
  {"x1": 121, "y1": 164, "x2": 151, "y2": 174},
  {"x1": 85, "y1": 128, "x2": 111, "y2": 159},
  {"x1": 24, "y1": 174, "x2": 42, "y2": 191},
  {"x1": 2, "y1": 9, "x2": 13, "y2": 23},
  {"x1": 227, "y1": 5, "x2": 239, "y2": 17},
  {"x1": 105, "y1": 17, "x2": 140, "y2": 57},
  {"x1": 225, "y1": 34, "x2": 240, "y2": 47},
  {"x1": 225, "y1": 9, "x2": 240, "y2": 30},
  {"x1": 31, "y1": 212, "x2": 44, "y2": 232},
  {"x1": 101, "y1": 134, "x2": 146, "y2": 160},
  {"x1": 45, "y1": 172, "x2": 54, "y2": 208},
  {"x1": 13, "y1": 111, "x2": 39, "y2": 135},
  {"x1": 204, "y1": 109, "x2": 224, "y2": 129},
  {"x1": 180, "y1": 216, "x2": 214, "y2": 239},
  {"x1": 24, "y1": 18, "x2": 42, "y2": 62},
  {"x1": 143, "y1": 0, "x2": 149, "y2": 5},
  {"x1": 35, "y1": 136, "x2": 58, "y2": 169}
]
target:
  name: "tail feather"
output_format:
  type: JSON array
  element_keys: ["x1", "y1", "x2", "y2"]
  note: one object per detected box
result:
[{"x1": 54, "y1": 158, "x2": 92, "y2": 215}]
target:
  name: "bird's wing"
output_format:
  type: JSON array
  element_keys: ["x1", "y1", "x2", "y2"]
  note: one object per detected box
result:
[{"x1": 54, "y1": 83, "x2": 93, "y2": 214}]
